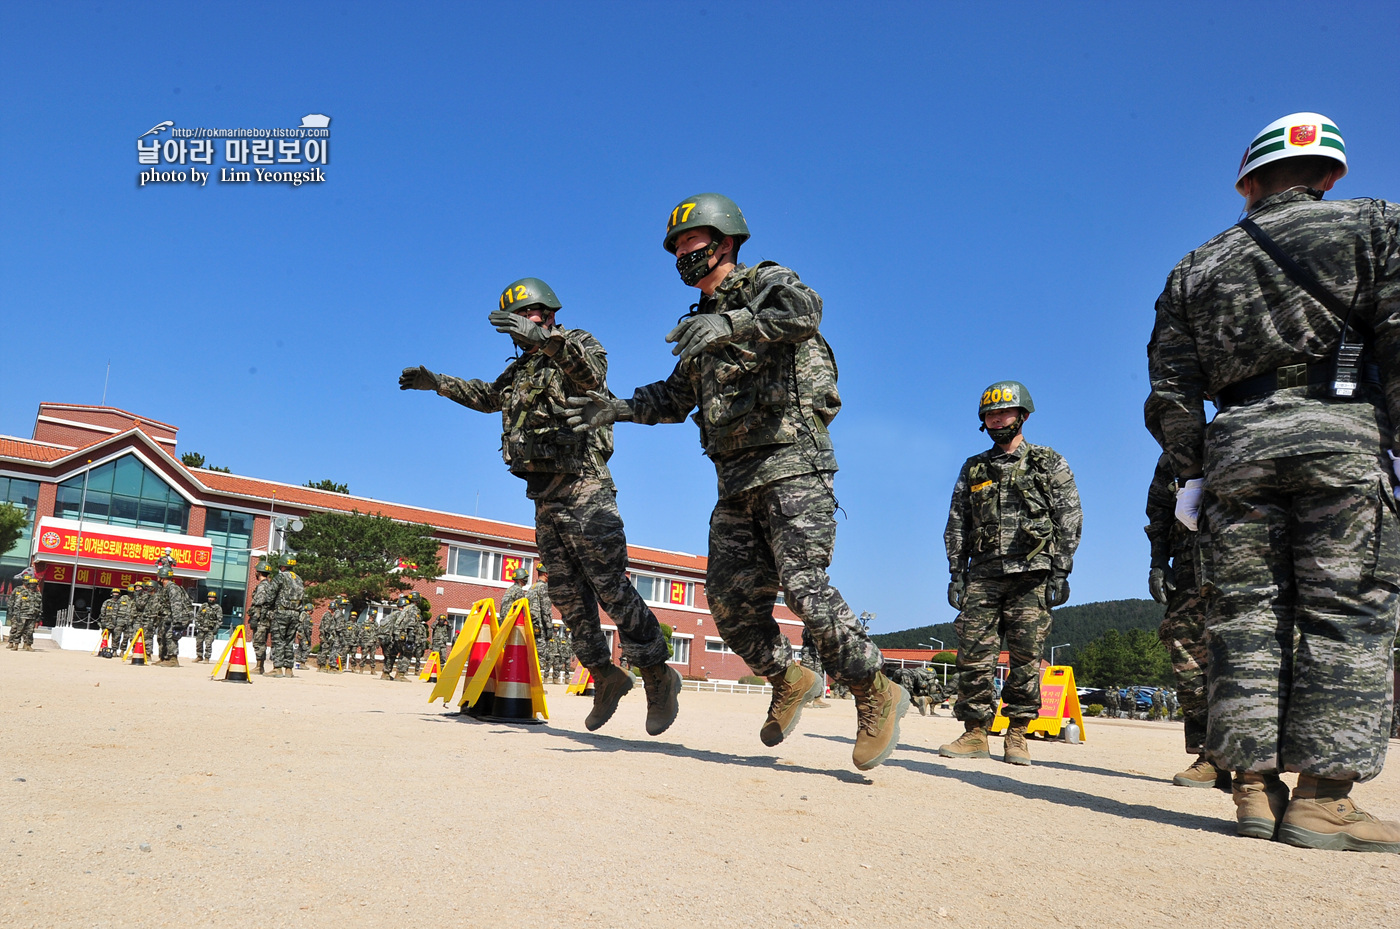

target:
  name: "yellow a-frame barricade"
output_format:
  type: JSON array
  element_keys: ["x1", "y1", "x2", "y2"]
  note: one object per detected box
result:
[
  {"x1": 566, "y1": 666, "x2": 592, "y2": 695},
  {"x1": 428, "y1": 599, "x2": 498, "y2": 706},
  {"x1": 990, "y1": 665, "x2": 1085, "y2": 740},
  {"x1": 459, "y1": 597, "x2": 549, "y2": 721},
  {"x1": 418, "y1": 651, "x2": 442, "y2": 682}
]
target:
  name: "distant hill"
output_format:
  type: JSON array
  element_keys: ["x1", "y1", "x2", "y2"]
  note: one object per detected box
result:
[{"x1": 871, "y1": 598, "x2": 1163, "y2": 662}]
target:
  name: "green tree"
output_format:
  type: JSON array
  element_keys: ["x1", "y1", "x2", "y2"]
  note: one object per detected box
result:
[
  {"x1": 0, "y1": 502, "x2": 28, "y2": 558},
  {"x1": 305, "y1": 479, "x2": 350, "y2": 494},
  {"x1": 180, "y1": 451, "x2": 205, "y2": 468},
  {"x1": 287, "y1": 510, "x2": 442, "y2": 604},
  {"x1": 1075, "y1": 627, "x2": 1172, "y2": 687}
]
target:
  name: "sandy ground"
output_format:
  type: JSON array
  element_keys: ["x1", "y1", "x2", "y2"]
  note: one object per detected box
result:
[{"x1": 2, "y1": 648, "x2": 1399, "y2": 929}]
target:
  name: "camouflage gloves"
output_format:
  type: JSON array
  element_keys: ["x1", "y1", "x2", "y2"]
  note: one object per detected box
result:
[
  {"x1": 1148, "y1": 565, "x2": 1176, "y2": 605},
  {"x1": 564, "y1": 390, "x2": 633, "y2": 433},
  {"x1": 399, "y1": 365, "x2": 440, "y2": 391},
  {"x1": 666, "y1": 313, "x2": 734, "y2": 362},
  {"x1": 1174, "y1": 478, "x2": 1204, "y2": 531},
  {"x1": 1046, "y1": 571, "x2": 1070, "y2": 608},
  {"x1": 947, "y1": 576, "x2": 966, "y2": 611},
  {"x1": 488, "y1": 308, "x2": 549, "y2": 349}
]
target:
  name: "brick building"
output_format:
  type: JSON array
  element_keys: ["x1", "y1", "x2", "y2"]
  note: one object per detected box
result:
[{"x1": 0, "y1": 402, "x2": 804, "y2": 680}]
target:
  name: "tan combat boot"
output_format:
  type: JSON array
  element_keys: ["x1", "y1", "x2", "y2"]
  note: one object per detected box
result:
[
  {"x1": 22, "y1": 644, "x2": 33, "y2": 651},
  {"x1": 849, "y1": 671, "x2": 910, "y2": 771},
  {"x1": 1233, "y1": 771, "x2": 1290, "y2": 840},
  {"x1": 283, "y1": 666, "x2": 294, "y2": 678},
  {"x1": 1003, "y1": 719, "x2": 1032, "y2": 766},
  {"x1": 1279, "y1": 775, "x2": 1400, "y2": 853},
  {"x1": 939, "y1": 721, "x2": 991, "y2": 759},
  {"x1": 584, "y1": 664, "x2": 634, "y2": 732},
  {"x1": 638, "y1": 663, "x2": 682, "y2": 736},
  {"x1": 165, "y1": 656, "x2": 180, "y2": 668},
  {"x1": 1174, "y1": 755, "x2": 1230, "y2": 791},
  {"x1": 760, "y1": 663, "x2": 824, "y2": 747}
]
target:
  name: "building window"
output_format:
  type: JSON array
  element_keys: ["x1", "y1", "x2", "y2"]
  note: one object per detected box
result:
[
  {"x1": 632, "y1": 572, "x2": 694, "y2": 607},
  {"x1": 447, "y1": 544, "x2": 532, "y2": 583},
  {"x1": 0, "y1": 477, "x2": 40, "y2": 572},
  {"x1": 55, "y1": 454, "x2": 189, "y2": 534},
  {"x1": 704, "y1": 637, "x2": 734, "y2": 655},
  {"x1": 669, "y1": 634, "x2": 692, "y2": 666},
  {"x1": 201, "y1": 508, "x2": 255, "y2": 626}
]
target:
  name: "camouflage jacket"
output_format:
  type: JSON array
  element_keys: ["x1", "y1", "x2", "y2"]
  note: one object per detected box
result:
[
  {"x1": 435, "y1": 327, "x2": 614, "y2": 483},
  {"x1": 9, "y1": 587, "x2": 41, "y2": 623},
  {"x1": 431, "y1": 621, "x2": 453, "y2": 653},
  {"x1": 629, "y1": 262, "x2": 841, "y2": 499},
  {"x1": 113, "y1": 594, "x2": 134, "y2": 628},
  {"x1": 269, "y1": 570, "x2": 304, "y2": 613},
  {"x1": 528, "y1": 581, "x2": 552, "y2": 640},
  {"x1": 248, "y1": 577, "x2": 275, "y2": 619},
  {"x1": 1147, "y1": 189, "x2": 1400, "y2": 476},
  {"x1": 1144, "y1": 453, "x2": 1195, "y2": 575},
  {"x1": 99, "y1": 598, "x2": 119, "y2": 630},
  {"x1": 195, "y1": 602, "x2": 224, "y2": 633},
  {"x1": 945, "y1": 441, "x2": 1082, "y2": 580},
  {"x1": 499, "y1": 582, "x2": 528, "y2": 617}
]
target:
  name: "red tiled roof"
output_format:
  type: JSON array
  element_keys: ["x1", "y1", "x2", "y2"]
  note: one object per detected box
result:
[{"x1": 0, "y1": 436, "x2": 75, "y2": 462}]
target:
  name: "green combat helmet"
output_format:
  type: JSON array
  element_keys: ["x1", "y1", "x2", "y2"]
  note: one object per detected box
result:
[
  {"x1": 664, "y1": 192, "x2": 750, "y2": 254},
  {"x1": 978, "y1": 380, "x2": 1035, "y2": 419},
  {"x1": 498, "y1": 277, "x2": 562, "y2": 314},
  {"x1": 256, "y1": 561, "x2": 271, "y2": 576}
]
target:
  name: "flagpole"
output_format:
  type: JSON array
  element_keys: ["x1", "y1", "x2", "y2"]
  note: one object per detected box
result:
[{"x1": 67, "y1": 460, "x2": 93, "y2": 627}]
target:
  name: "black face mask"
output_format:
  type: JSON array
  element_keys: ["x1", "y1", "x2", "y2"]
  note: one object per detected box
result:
[
  {"x1": 981, "y1": 412, "x2": 1024, "y2": 445},
  {"x1": 676, "y1": 239, "x2": 720, "y2": 286}
]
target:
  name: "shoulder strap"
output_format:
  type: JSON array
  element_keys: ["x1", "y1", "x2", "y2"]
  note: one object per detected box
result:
[{"x1": 1235, "y1": 218, "x2": 1370, "y2": 341}]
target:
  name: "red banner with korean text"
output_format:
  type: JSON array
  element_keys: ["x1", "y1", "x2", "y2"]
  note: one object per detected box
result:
[
  {"x1": 500, "y1": 554, "x2": 524, "y2": 582},
  {"x1": 47, "y1": 564, "x2": 157, "y2": 588},
  {"x1": 35, "y1": 524, "x2": 213, "y2": 573}
]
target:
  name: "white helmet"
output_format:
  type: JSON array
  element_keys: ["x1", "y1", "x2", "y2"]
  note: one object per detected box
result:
[{"x1": 1236, "y1": 112, "x2": 1346, "y2": 192}]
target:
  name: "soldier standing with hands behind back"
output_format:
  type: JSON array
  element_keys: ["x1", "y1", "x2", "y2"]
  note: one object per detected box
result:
[
  {"x1": 1147, "y1": 112, "x2": 1400, "y2": 851},
  {"x1": 940, "y1": 381, "x2": 1081, "y2": 766}
]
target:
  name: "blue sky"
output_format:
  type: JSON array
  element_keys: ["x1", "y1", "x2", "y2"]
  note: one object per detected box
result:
[{"x1": 2, "y1": 1, "x2": 1397, "y2": 634}]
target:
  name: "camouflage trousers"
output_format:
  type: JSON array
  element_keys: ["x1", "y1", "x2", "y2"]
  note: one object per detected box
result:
[
  {"x1": 270, "y1": 610, "x2": 300, "y2": 670},
  {"x1": 707, "y1": 472, "x2": 882, "y2": 683},
  {"x1": 157, "y1": 623, "x2": 180, "y2": 662},
  {"x1": 297, "y1": 616, "x2": 313, "y2": 662},
  {"x1": 9, "y1": 616, "x2": 37, "y2": 647},
  {"x1": 1158, "y1": 572, "x2": 1208, "y2": 754},
  {"x1": 532, "y1": 477, "x2": 669, "y2": 671},
  {"x1": 952, "y1": 571, "x2": 1051, "y2": 723},
  {"x1": 1201, "y1": 451, "x2": 1400, "y2": 781},
  {"x1": 194, "y1": 626, "x2": 219, "y2": 661},
  {"x1": 249, "y1": 616, "x2": 271, "y2": 665}
]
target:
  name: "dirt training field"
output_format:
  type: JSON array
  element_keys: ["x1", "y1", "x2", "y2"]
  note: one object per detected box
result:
[{"x1": 2, "y1": 648, "x2": 1398, "y2": 929}]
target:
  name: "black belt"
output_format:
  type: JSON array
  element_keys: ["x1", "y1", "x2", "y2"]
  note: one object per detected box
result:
[{"x1": 1214, "y1": 361, "x2": 1380, "y2": 411}]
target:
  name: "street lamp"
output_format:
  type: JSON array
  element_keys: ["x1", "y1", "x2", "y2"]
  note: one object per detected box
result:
[
  {"x1": 920, "y1": 640, "x2": 948, "y2": 685},
  {"x1": 1050, "y1": 642, "x2": 1071, "y2": 666},
  {"x1": 858, "y1": 611, "x2": 876, "y2": 631}
]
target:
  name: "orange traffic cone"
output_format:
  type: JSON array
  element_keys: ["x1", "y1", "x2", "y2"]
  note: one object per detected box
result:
[
  {"x1": 460, "y1": 616, "x2": 497, "y2": 718},
  {"x1": 222, "y1": 628, "x2": 251, "y2": 683},
  {"x1": 486, "y1": 613, "x2": 544, "y2": 724},
  {"x1": 128, "y1": 629, "x2": 148, "y2": 666}
]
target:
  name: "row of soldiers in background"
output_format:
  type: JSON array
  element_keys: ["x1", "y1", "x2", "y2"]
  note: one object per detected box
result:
[
  {"x1": 84, "y1": 570, "x2": 200, "y2": 665},
  {"x1": 1103, "y1": 686, "x2": 1180, "y2": 721}
]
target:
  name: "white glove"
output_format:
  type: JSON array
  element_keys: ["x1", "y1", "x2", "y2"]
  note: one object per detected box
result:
[
  {"x1": 1174, "y1": 478, "x2": 1204, "y2": 532},
  {"x1": 1389, "y1": 451, "x2": 1400, "y2": 500}
]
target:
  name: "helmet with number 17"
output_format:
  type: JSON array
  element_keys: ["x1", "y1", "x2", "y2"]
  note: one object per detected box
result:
[{"x1": 663, "y1": 193, "x2": 750, "y2": 254}]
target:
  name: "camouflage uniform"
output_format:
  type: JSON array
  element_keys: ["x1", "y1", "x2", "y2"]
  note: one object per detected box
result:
[
  {"x1": 267, "y1": 569, "x2": 304, "y2": 671},
  {"x1": 1105, "y1": 687, "x2": 1121, "y2": 718},
  {"x1": 112, "y1": 591, "x2": 135, "y2": 653},
  {"x1": 359, "y1": 610, "x2": 380, "y2": 671},
  {"x1": 528, "y1": 580, "x2": 554, "y2": 645},
  {"x1": 160, "y1": 580, "x2": 192, "y2": 662},
  {"x1": 1147, "y1": 189, "x2": 1400, "y2": 782},
  {"x1": 945, "y1": 442, "x2": 1082, "y2": 722},
  {"x1": 6, "y1": 584, "x2": 41, "y2": 648},
  {"x1": 134, "y1": 584, "x2": 157, "y2": 658},
  {"x1": 435, "y1": 326, "x2": 669, "y2": 672},
  {"x1": 248, "y1": 575, "x2": 275, "y2": 671},
  {"x1": 628, "y1": 262, "x2": 882, "y2": 683},
  {"x1": 1145, "y1": 453, "x2": 1210, "y2": 752},
  {"x1": 430, "y1": 616, "x2": 454, "y2": 665},
  {"x1": 194, "y1": 599, "x2": 223, "y2": 661},
  {"x1": 498, "y1": 581, "x2": 528, "y2": 618},
  {"x1": 98, "y1": 596, "x2": 120, "y2": 639},
  {"x1": 296, "y1": 601, "x2": 314, "y2": 665}
]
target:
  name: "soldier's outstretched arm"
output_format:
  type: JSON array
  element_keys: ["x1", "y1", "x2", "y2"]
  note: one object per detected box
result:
[
  {"x1": 723, "y1": 264, "x2": 823, "y2": 345},
  {"x1": 550, "y1": 331, "x2": 608, "y2": 394},
  {"x1": 430, "y1": 368, "x2": 513, "y2": 414},
  {"x1": 627, "y1": 361, "x2": 699, "y2": 426}
]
